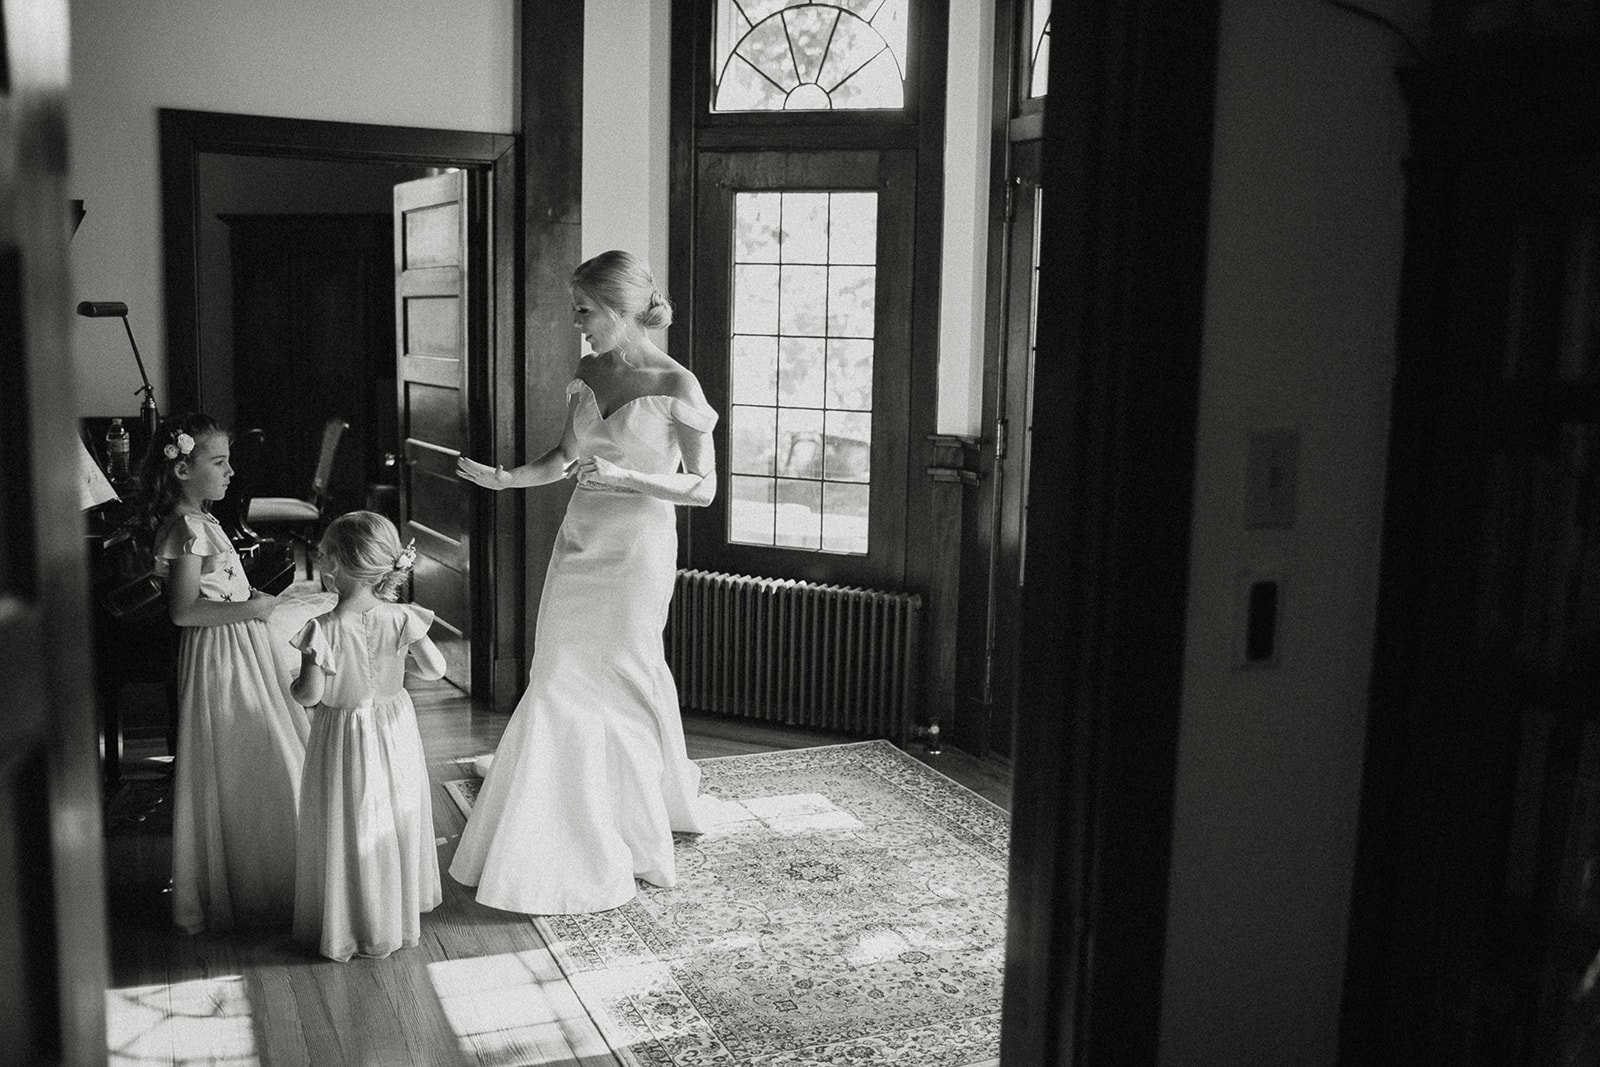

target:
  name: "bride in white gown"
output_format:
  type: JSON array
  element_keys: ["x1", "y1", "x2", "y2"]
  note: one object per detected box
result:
[{"x1": 449, "y1": 251, "x2": 719, "y2": 914}]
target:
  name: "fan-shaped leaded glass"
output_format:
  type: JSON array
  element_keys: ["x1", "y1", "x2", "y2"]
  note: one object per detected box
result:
[
  {"x1": 713, "y1": 0, "x2": 909, "y2": 113},
  {"x1": 1028, "y1": 2, "x2": 1051, "y2": 99}
]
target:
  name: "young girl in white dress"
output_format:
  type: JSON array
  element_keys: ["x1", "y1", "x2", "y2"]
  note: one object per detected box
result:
[
  {"x1": 289, "y1": 510, "x2": 445, "y2": 961},
  {"x1": 144, "y1": 413, "x2": 311, "y2": 933}
]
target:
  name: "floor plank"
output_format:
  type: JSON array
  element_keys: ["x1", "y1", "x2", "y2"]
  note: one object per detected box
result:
[{"x1": 106, "y1": 677, "x2": 1011, "y2": 1065}]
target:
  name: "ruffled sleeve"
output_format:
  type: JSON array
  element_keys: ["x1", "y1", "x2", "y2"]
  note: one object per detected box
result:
[
  {"x1": 399, "y1": 604, "x2": 436, "y2": 646},
  {"x1": 565, "y1": 378, "x2": 586, "y2": 400},
  {"x1": 669, "y1": 396, "x2": 719, "y2": 434},
  {"x1": 290, "y1": 617, "x2": 337, "y2": 675},
  {"x1": 153, "y1": 513, "x2": 230, "y2": 562}
]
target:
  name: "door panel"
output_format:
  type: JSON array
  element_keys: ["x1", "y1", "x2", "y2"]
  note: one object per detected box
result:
[
  {"x1": 394, "y1": 171, "x2": 474, "y2": 690},
  {"x1": 412, "y1": 552, "x2": 469, "y2": 635}
]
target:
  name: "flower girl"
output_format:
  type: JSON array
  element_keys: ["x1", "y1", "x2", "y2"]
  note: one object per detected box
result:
[
  {"x1": 144, "y1": 413, "x2": 310, "y2": 933},
  {"x1": 289, "y1": 511, "x2": 444, "y2": 961}
]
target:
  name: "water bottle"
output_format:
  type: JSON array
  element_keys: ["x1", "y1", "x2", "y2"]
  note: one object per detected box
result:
[{"x1": 104, "y1": 417, "x2": 130, "y2": 481}]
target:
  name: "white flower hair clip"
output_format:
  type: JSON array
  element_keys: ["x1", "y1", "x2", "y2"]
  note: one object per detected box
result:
[
  {"x1": 393, "y1": 539, "x2": 418, "y2": 571},
  {"x1": 162, "y1": 432, "x2": 196, "y2": 461}
]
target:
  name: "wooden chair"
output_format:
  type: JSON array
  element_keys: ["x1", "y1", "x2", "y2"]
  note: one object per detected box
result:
[{"x1": 246, "y1": 416, "x2": 348, "y2": 578}]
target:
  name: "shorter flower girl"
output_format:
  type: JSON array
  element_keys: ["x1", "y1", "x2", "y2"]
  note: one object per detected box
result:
[{"x1": 289, "y1": 511, "x2": 445, "y2": 961}]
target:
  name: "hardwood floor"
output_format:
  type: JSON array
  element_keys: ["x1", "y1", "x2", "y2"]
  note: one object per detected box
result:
[{"x1": 104, "y1": 680, "x2": 1012, "y2": 1065}]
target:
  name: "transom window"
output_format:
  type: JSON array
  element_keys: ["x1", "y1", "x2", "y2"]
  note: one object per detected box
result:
[
  {"x1": 712, "y1": 0, "x2": 909, "y2": 113},
  {"x1": 1029, "y1": 1, "x2": 1052, "y2": 99},
  {"x1": 727, "y1": 190, "x2": 877, "y2": 554}
]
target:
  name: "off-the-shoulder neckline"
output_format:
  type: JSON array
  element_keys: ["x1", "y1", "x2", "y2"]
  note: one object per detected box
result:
[{"x1": 570, "y1": 377, "x2": 704, "y2": 422}]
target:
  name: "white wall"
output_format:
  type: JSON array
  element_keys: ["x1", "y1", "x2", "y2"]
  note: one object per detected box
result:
[
  {"x1": 1159, "y1": 1, "x2": 1425, "y2": 1063},
  {"x1": 937, "y1": 1, "x2": 994, "y2": 437},
  {"x1": 68, "y1": 0, "x2": 515, "y2": 417},
  {"x1": 582, "y1": 0, "x2": 672, "y2": 290}
]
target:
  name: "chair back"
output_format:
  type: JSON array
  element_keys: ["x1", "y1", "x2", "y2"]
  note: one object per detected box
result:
[{"x1": 311, "y1": 417, "x2": 349, "y2": 501}]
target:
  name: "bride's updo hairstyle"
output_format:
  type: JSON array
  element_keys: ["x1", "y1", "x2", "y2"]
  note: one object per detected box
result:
[{"x1": 572, "y1": 250, "x2": 674, "y2": 332}]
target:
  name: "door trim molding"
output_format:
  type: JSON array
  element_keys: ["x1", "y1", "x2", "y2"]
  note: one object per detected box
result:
[
  {"x1": 998, "y1": 0, "x2": 1221, "y2": 1061},
  {"x1": 158, "y1": 108, "x2": 514, "y2": 416},
  {"x1": 158, "y1": 109, "x2": 518, "y2": 704}
]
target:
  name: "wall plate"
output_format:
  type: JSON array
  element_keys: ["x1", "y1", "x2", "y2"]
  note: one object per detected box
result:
[{"x1": 1234, "y1": 570, "x2": 1284, "y2": 670}]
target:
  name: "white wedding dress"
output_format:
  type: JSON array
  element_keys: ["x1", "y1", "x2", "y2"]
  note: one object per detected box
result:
[{"x1": 449, "y1": 377, "x2": 720, "y2": 914}]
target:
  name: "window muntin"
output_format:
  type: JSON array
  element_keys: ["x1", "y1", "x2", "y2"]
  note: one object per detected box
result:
[
  {"x1": 727, "y1": 190, "x2": 877, "y2": 554},
  {"x1": 712, "y1": 0, "x2": 909, "y2": 113}
]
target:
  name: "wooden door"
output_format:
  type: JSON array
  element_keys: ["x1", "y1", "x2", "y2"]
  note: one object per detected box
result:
[
  {"x1": 986, "y1": 141, "x2": 1042, "y2": 761},
  {"x1": 394, "y1": 172, "x2": 477, "y2": 691},
  {"x1": 689, "y1": 150, "x2": 915, "y2": 590},
  {"x1": 0, "y1": 0, "x2": 110, "y2": 1058}
]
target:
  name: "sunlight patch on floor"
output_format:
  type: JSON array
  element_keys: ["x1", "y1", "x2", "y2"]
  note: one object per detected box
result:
[
  {"x1": 107, "y1": 975, "x2": 258, "y2": 1066},
  {"x1": 427, "y1": 949, "x2": 618, "y2": 1066},
  {"x1": 735, "y1": 792, "x2": 866, "y2": 834}
]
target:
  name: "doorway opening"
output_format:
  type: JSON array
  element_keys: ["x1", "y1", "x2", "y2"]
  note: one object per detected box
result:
[{"x1": 158, "y1": 109, "x2": 517, "y2": 701}]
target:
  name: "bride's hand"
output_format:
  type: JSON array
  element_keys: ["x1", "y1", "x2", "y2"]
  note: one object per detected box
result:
[
  {"x1": 566, "y1": 455, "x2": 622, "y2": 487},
  {"x1": 458, "y1": 456, "x2": 511, "y2": 490}
]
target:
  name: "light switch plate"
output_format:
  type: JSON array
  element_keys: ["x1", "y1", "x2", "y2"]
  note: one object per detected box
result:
[{"x1": 1244, "y1": 428, "x2": 1299, "y2": 529}]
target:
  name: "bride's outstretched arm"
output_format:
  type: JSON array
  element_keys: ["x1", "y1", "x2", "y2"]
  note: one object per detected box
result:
[{"x1": 457, "y1": 398, "x2": 579, "y2": 490}]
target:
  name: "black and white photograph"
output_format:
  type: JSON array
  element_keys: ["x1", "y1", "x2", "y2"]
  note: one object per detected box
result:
[{"x1": 3, "y1": 0, "x2": 1593, "y2": 1064}]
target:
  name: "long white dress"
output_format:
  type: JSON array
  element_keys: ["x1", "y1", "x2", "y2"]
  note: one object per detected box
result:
[
  {"x1": 156, "y1": 512, "x2": 311, "y2": 933},
  {"x1": 449, "y1": 377, "x2": 719, "y2": 914},
  {"x1": 291, "y1": 603, "x2": 442, "y2": 961}
]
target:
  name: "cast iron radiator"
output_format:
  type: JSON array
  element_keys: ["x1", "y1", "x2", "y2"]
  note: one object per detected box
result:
[{"x1": 665, "y1": 569, "x2": 922, "y2": 742}]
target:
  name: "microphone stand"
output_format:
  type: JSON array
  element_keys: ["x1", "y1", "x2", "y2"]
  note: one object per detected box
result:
[
  {"x1": 77, "y1": 301, "x2": 160, "y2": 440},
  {"x1": 119, "y1": 316, "x2": 160, "y2": 440}
]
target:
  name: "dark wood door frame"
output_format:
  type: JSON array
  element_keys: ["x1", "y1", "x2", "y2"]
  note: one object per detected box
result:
[
  {"x1": 1000, "y1": 0, "x2": 1221, "y2": 1062},
  {"x1": 158, "y1": 108, "x2": 518, "y2": 705},
  {"x1": 2, "y1": 7, "x2": 109, "y2": 1057}
]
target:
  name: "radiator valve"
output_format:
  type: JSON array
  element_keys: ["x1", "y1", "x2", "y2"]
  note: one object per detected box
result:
[{"x1": 913, "y1": 721, "x2": 943, "y2": 755}]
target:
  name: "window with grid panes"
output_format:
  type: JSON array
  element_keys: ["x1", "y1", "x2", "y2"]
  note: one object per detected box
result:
[{"x1": 727, "y1": 190, "x2": 877, "y2": 553}]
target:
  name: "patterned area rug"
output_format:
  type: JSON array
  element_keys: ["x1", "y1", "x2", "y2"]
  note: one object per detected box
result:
[{"x1": 444, "y1": 740, "x2": 1006, "y2": 1066}]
